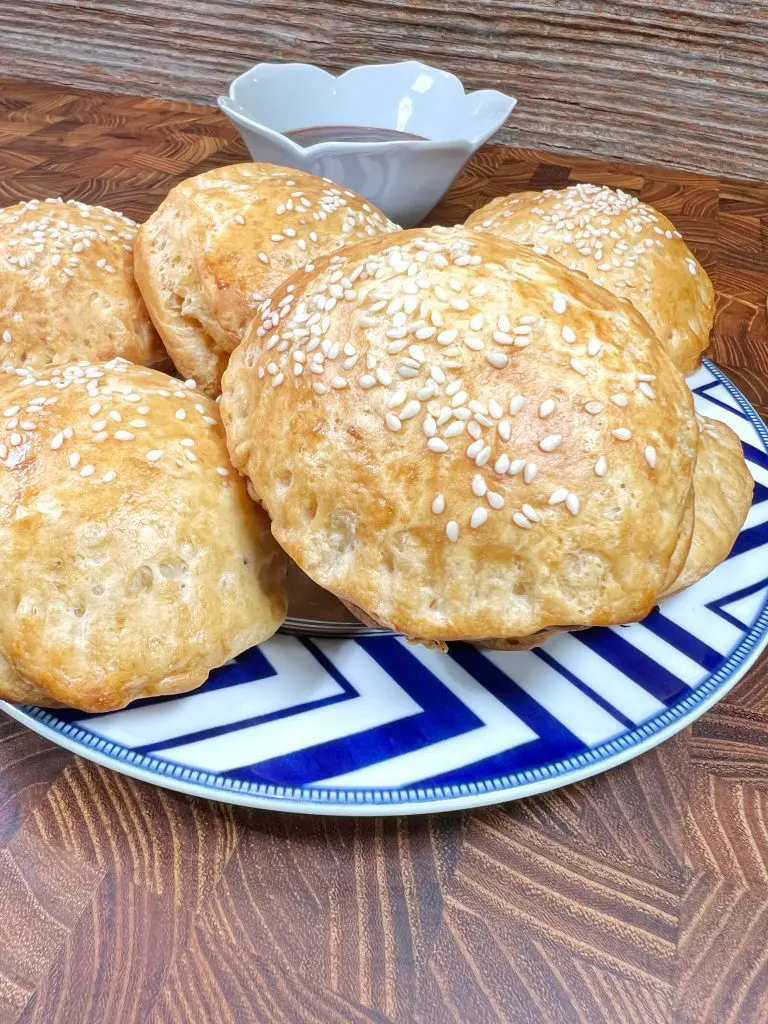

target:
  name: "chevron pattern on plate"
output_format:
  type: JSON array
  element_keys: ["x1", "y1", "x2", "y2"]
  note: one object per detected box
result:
[{"x1": 7, "y1": 362, "x2": 768, "y2": 813}]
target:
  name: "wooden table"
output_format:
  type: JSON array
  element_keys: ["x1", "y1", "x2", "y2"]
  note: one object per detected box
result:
[{"x1": 1, "y1": 80, "x2": 767, "y2": 1024}]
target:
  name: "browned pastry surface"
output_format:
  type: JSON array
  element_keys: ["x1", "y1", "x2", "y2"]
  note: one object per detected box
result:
[
  {"x1": 222, "y1": 226, "x2": 697, "y2": 644},
  {"x1": 134, "y1": 163, "x2": 397, "y2": 395},
  {"x1": 0, "y1": 359, "x2": 287, "y2": 711},
  {"x1": 465, "y1": 184, "x2": 714, "y2": 375},
  {"x1": 0, "y1": 198, "x2": 165, "y2": 371},
  {"x1": 665, "y1": 414, "x2": 754, "y2": 596}
]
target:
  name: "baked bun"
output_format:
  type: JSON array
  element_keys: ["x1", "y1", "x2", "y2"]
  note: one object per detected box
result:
[
  {"x1": 0, "y1": 198, "x2": 165, "y2": 371},
  {"x1": 135, "y1": 163, "x2": 397, "y2": 396},
  {"x1": 665, "y1": 415, "x2": 753, "y2": 596},
  {"x1": 465, "y1": 184, "x2": 714, "y2": 375},
  {"x1": 0, "y1": 359, "x2": 287, "y2": 711},
  {"x1": 221, "y1": 226, "x2": 698, "y2": 646}
]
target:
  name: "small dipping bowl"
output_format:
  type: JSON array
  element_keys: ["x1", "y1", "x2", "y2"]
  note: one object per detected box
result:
[{"x1": 218, "y1": 60, "x2": 516, "y2": 226}]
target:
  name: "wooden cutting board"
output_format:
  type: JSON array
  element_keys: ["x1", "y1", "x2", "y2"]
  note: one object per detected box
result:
[{"x1": 1, "y1": 78, "x2": 767, "y2": 1024}]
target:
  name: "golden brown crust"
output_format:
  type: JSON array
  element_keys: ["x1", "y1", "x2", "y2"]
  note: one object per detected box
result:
[
  {"x1": 135, "y1": 163, "x2": 397, "y2": 396},
  {"x1": 0, "y1": 198, "x2": 166, "y2": 371},
  {"x1": 221, "y1": 226, "x2": 698, "y2": 645},
  {"x1": 0, "y1": 359, "x2": 287, "y2": 712},
  {"x1": 665, "y1": 415, "x2": 753, "y2": 596},
  {"x1": 465, "y1": 185, "x2": 714, "y2": 375}
]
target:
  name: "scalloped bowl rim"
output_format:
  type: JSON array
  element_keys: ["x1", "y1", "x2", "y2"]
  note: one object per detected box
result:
[{"x1": 221, "y1": 60, "x2": 516, "y2": 151}]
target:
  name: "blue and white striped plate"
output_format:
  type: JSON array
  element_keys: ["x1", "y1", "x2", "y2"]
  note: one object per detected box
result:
[{"x1": 3, "y1": 361, "x2": 767, "y2": 815}]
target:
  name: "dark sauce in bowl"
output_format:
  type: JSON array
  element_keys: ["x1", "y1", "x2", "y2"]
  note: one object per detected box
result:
[{"x1": 285, "y1": 125, "x2": 426, "y2": 146}]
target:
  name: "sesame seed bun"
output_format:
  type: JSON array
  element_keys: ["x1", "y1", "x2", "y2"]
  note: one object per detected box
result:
[
  {"x1": 465, "y1": 184, "x2": 714, "y2": 376},
  {"x1": 134, "y1": 163, "x2": 397, "y2": 397},
  {"x1": 665, "y1": 415, "x2": 753, "y2": 596},
  {"x1": 0, "y1": 198, "x2": 166, "y2": 371},
  {"x1": 0, "y1": 359, "x2": 287, "y2": 711},
  {"x1": 221, "y1": 226, "x2": 699, "y2": 647}
]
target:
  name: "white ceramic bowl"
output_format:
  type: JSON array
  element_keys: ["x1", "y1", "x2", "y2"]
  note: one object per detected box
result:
[{"x1": 218, "y1": 61, "x2": 516, "y2": 226}]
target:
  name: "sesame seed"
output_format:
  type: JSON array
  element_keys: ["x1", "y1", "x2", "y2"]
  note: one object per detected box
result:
[
  {"x1": 494, "y1": 453, "x2": 510, "y2": 474},
  {"x1": 570, "y1": 358, "x2": 588, "y2": 376},
  {"x1": 508, "y1": 459, "x2": 526, "y2": 476},
  {"x1": 470, "y1": 507, "x2": 488, "y2": 529},
  {"x1": 585, "y1": 401, "x2": 604, "y2": 414},
  {"x1": 521, "y1": 503, "x2": 540, "y2": 522},
  {"x1": 146, "y1": 449, "x2": 164, "y2": 462},
  {"x1": 475, "y1": 445, "x2": 491, "y2": 467},
  {"x1": 102, "y1": 471, "x2": 117, "y2": 483},
  {"x1": 587, "y1": 339, "x2": 602, "y2": 357},
  {"x1": 638, "y1": 381, "x2": 656, "y2": 400},
  {"x1": 644, "y1": 445, "x2": 657, "y2": 468},
  {"x1": 561, "y1": 325, "x2": 576, "y2": 343},
  {"x1": 2, "y1": 330, "x2": 11, "y2": 344},
  {"x1": 437, "y1": 329, "x2": 458, "y2": 345},
  {"x1": 50, "y1": 431, "x2": 65, "y2": 450},
  {"x1": 610, "y1": 394, "x2": 629, "y2": 407},
  {"x1": 539, "y1": 433, "x2": 563, "y2": 452},
  {"x1": 523, "y1": 462, "x2": 538, "y2": 484},
  {"x1": 548, "y1": 487, "x2": 568, "y2": 505},
  {"x1": 432, "y1": 493, "x2": 445, "y2": 514},
  {"x1": 539, "y1": 399, "x2": 556, "y2": 418},
  {"x1": 446, "y1": 520, "x2": 459, "y2": 542},
  {"x1": 428, "y1": 437, "x2": 449, "y2": 453},
  {"x1": 444, "y1": 420, "x2": 465, "y2": 437},
  {"x1": 594, "y1": 455, "x2": 608, "y2": 476},
  {"x1": 565, "y1": 492, "x2": 580, "y2": 515},
  {"x1": 79, "y1": 464, "x2": 95, "y2": 478},
  {"x1": 510, "y1": 396, "x2": 525, "y2": 415},
  {"x1": 472, "y1": 474, "x2": 487, "y2": 497},
  {"x1": 487, "y1": 491, "x2": 504, "y2": 510},
  {"x1": 486, "y1": 352, "x2": 508, "y2": 369},
  {"x1": 612, "y1": 428, "x2": 632, "y2": 440},
  {"x1": 69, "y1": 453, "x2": 80, "y2": 469},
  {"x1": 385, "y1": 413, "x2": 402, "y2": 432},
  {"x1": 513, "y1": 512, "x2": 532, "y2": 530},
  {"x1": 552, "y1": 292, "x2": 567, "y2": 314}
]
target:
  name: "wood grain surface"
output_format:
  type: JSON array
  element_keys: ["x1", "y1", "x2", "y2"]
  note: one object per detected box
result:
[
  {"x1": 1, "y1": 1, "x2": 768, "y2": 178},
  {"x1": 1, "y1": 79, "x2": 768, "y2": 1024}
]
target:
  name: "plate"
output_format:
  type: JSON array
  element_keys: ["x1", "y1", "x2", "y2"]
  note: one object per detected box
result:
[{"x1": 3, "y1": 361, "x2": 767, "y2": 816}]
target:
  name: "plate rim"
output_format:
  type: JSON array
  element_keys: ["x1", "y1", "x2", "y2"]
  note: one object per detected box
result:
[{"x1": 2, "y1": 360, "x2": 767, "y2": 816}]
